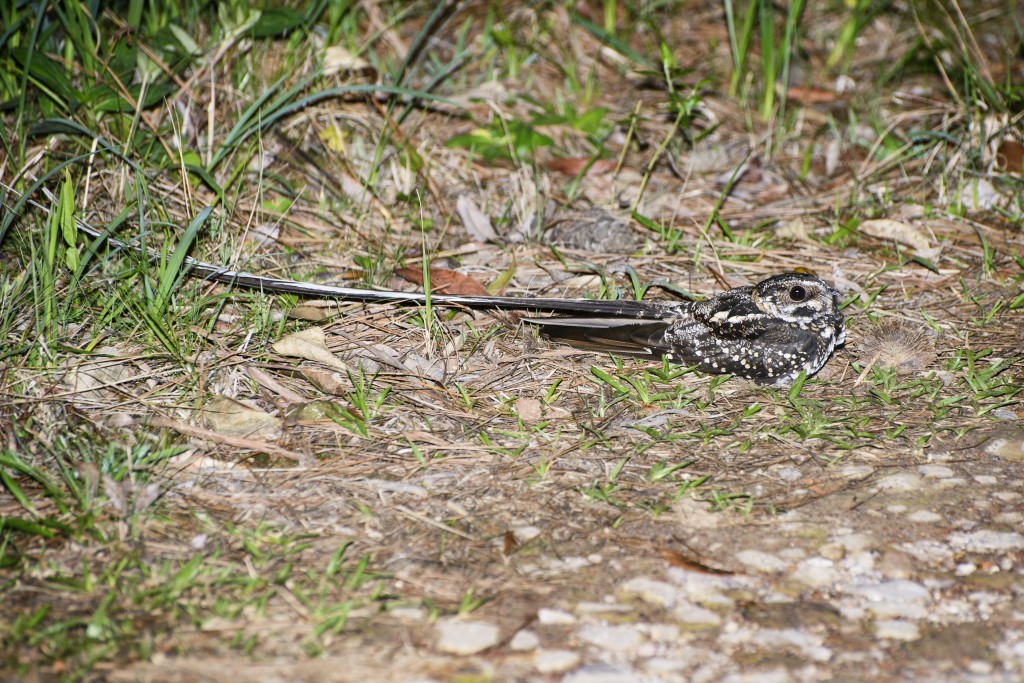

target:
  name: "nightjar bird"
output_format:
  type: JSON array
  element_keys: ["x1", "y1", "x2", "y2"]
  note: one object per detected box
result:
[
  {"x1": 157, "y1": 247, "x2": 845, "y2": 385},
  {"x1": 521, "y1": 273, "x2": 847, "y2": 386}
]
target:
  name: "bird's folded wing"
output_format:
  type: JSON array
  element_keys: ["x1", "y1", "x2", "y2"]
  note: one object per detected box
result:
[{"x1": 523, "y1": 317, "x2": 673, "y2": 359}]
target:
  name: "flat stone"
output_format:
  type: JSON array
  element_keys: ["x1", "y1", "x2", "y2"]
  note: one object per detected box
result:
[
  {"x1": 875, "y1": 620, "x2": 921, "y2": 641},
  {"x1": 984, "y1": 427, "x2": 1024, "y2": 461},
  {"x1": 906, "y1": 510, "x2": 942, "y2": 523},
  {"x1": 918, "y1": 464, "x2": 955, "y2": 478},
  {"x1": 875, "y1": 472, "x2": 922, "y2": 491},
  {"x1": 534, "y1": 649, "x2": 581, "y2": 674},
  {"x1": 434, "y1": 619, "x2": 500, "y2": 655},
  {"x1": 509, "y1": 629, "x2": 539, "y2": 651},
  {"x1": 619, "y1": 577, "x2": 678, "y2": 607},
  {"x1": 575, "y1": 601, "x2": 633, "y2": 615},
  {"x1": 538, "y1": 608, "x2": 576, "y2": 625},
  {"x1": 736, "y1": 549, "x2": 788, "y2": 572},
  {"x1": 721, "y1": 627, "x2": 831, "y2": 663},
  {"x1": 512, "y1": 525, "x2": 542, "y2": 542},
  {"x1": 577, "y1": 623, "x2": 644, "y2": 653},
  {"x1": 842, "y1": 580, "x2": 929, "y2": 603},
  {"x1": 948, "y1": 530, "x2": 1024, "y2": 552},
  {"x1": 898, "y1": 540, "x2": 953, "y2": 563}
]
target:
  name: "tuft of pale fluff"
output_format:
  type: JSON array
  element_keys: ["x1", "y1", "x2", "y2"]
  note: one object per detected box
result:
[{"x1": 856, "y1": 319, "x2": 937, "y2": 374}]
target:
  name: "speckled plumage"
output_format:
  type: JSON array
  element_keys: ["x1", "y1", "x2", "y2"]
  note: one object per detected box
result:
[{"x1": 525, "y1": 274, "x2": 846, "y2": 386}]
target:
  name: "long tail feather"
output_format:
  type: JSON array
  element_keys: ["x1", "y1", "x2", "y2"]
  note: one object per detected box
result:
[{"x1": 2, "y1": 183, "x2": 693, "y2": 320}]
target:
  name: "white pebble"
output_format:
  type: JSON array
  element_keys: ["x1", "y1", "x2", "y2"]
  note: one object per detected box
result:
[
  {"x1": 434, "y1": 619, "x2": 500, "y2": 655},
  {"x1": 874, "y1": 620, "x2": 920, "y2": 640},
  {"x1": 534, "y1": 649, "x2": 581, "y2": 674}
]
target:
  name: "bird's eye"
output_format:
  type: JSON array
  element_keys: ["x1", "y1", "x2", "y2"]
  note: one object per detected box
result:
[{"x1": 789, "y1": 285, "x2": 807, "y2": 302}]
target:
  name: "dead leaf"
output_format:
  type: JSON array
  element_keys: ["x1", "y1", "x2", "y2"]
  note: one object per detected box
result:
[
  {"x1": 289, "y1": 305, "x2": 329, "y2": 321},
  {"x1": 322, "y1": 45, "x2": 371, "y2": 75},
  {"x1": 62, "y1": 346, "x2": 131, "y2": 398},
  {"x1": 858, "y1": 219, "x2": 933, "y2": 253},
  {"x1": 300, "y1": 367, "x2": 350, "y2": 395},
  {"x1": 786, "y1": 85, "x2": 839, "y2": 105},
  {"x1": 503, "y1": 530, "x2": 519, "y2": 555},
  {"x1": 546, "y1": 158, "x2": 617, "y2": 176},
  {"x1": 395, "y1": 267, "x2": 489, "y2": 296},
  {"x1": 515, "y1": 397, "x2": 543, "y2": 423},
  {"x1": 272, "y1": 327, "x2": 350, "y2": 371},
  {"x1": 456, "y1": 194, "x2": 498, "y2": 243},
  {"x1": 996, "y1": 139, "x2": 1023, "y2": 174},
  {"x1": 775, "y1": 217, "x2": 814, "y2": 243},
  {"x1": 659, "y1": 547, "x2": 733, "y2": 575},
  {"x1": 202, "y1": 396, "x2": 283, "y2": 440},
  {"x1": 958, "y1": 178, "x2": 1002, "y2": 212}
]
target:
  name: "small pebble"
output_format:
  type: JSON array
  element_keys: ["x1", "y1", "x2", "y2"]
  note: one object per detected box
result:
[
  {"x1": 534, "y1": 649, "x2": 581, "y2": 674},
  {"x1": 577, "y1": 623, "x2": 644, "y2": 652},
  {"x1": 509, "y1": 629, "x2": 539, "y2": 651},
  {"x1": 619, "y1": 577, "x2": 678, "y2": 608},
  {"x1": 538, "y1": 608, "x2": 576, "y2": 625},
  {"x1": 874, "y1": 620, "x2": 920, "y2": 641},
  {"x1": 434, "y1": 619, "x2": 500, "y2": 655},
  {"x1": 966, "y1": 659, "x2": 994, "y2": 674}
]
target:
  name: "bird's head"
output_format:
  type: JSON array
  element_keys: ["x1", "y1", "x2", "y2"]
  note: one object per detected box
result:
[{"x1": 751, "y1": 273, "x2": 842, "y2": 323}]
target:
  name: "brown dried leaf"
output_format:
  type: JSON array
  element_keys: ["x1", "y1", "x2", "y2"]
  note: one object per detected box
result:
[
  {"x1": 395, "y1": 267, "x2": 489, "y2": 296},
  {"x1": 996, "y1": 139, "x2": 1023, "y2": 174},
  {"x1": 659, "y1": 547, "x2": 733, "y2": 575},
  {"x1": 288, "y1": 305, "x2": 329, "y2": 321},
  {"x1": 300, "y1": 367, "x2": 350, "y2": 395},
  {"x1": 546, "y1": 158, "x2": 617, "y2": 176},
  {"x1": 272, "y1": 327, "x2": 350, "y2": 371},
  {"x1": 786, "y1": 85, "x2": 839, "y2": 105}
]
